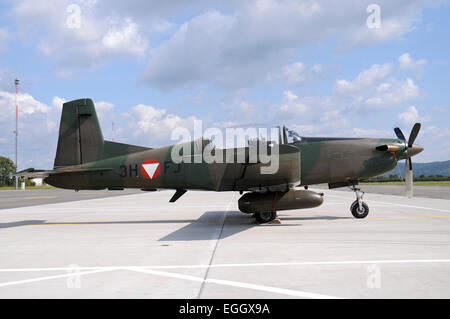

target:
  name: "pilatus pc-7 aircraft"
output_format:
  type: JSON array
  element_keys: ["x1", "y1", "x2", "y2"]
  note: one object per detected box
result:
[{"x1": 17, "y1": 99, "x2": 424, "y2": 223}]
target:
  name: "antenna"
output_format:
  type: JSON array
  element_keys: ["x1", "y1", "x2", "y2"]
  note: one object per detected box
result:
[{"x1": 14, "y1": 78, "x2": 19, "y2": 190}]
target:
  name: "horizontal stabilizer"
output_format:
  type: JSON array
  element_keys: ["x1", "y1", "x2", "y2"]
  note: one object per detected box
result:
[{"x1": 15, "y1": 167, "x2": 113, "y2": 179}]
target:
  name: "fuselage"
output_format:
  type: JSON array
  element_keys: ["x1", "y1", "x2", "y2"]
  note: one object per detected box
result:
[{"x1": 45, "y1": 137, "x2": 403, "y2": 191}]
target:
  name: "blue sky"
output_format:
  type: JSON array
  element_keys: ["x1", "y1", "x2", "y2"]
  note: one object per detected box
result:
[{"x1": 0, "y1": 0, "x2": 449, "y2": 169}]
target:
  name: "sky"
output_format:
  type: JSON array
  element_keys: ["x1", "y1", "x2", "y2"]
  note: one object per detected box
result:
[{"x1": 0, "y1": 0, "x2": 449, "y2": 170}]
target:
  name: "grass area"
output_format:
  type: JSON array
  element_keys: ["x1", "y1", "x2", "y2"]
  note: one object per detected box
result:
[
  {"x1": 0, "y1": 185, "x2": 56, "y2": 191},
  {"x1": 361, "y1": 181, "x2": 450, "y2": 186}
]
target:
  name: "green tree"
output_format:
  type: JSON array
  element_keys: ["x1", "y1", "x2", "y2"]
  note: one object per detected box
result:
[{"x1": 0, "y1": 156, "x2": 15, "y2": 186}]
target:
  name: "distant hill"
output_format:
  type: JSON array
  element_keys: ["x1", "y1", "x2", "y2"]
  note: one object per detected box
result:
[{"x1": 383, "y1": 160, "x2": 450, "y2": 177}]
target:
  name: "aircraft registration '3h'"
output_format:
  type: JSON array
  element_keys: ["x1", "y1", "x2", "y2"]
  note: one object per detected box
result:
[{"x1": 17, "y1": 99, "x2": 424, "y2": 223}]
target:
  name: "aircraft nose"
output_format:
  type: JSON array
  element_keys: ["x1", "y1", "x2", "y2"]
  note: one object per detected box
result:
[{"x1": 408, "y1": 144, "x2": 424, "y2": 157}]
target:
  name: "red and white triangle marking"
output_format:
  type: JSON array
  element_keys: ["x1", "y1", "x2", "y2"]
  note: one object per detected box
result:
[
  {"x1": 140, "y1": 159, "x2": 161, "y2": 180},
  {"x1": 142, "y1": 163, "x2": 159, "y2": 179}
]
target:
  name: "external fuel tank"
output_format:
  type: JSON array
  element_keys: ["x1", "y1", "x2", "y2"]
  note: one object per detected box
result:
[{"x1": 238, "y1": 189, "x2": 324, "y2": 214}]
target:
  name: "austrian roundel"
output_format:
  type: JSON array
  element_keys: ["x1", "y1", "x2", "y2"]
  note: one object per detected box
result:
[{"x1": 140, "y1": 159, "x2": 161, "y2": 180}]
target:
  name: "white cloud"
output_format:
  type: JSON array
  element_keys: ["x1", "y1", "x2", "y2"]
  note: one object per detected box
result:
[
  {"x1": 129, "y1": 104, "x2": 198, "y2": 146},
  {"x1": 273, "y1": 62, "x2": 325, "y2": 85},
  {"x1": 336, "y1": 60, "x2": 420, "y2": 110},
  {"x1": 11, "y1": 0, "x2": 149, "y2": 75},
  {"x1": 336, "y1": 63, "x2": 394, "y2": 95},
  {"x1": 5, "y1": 0, "x2": 437, "y2": 88},
  {"x1": 139, "y1": 0, "x2": 429, "y2": 90},
  {"x1": 52, "y1": 96, "x2": 66, "y2": 109},
  {"x1": 423, "y1": 126, "x2": 450, "y2": 139},
  {"x1": 398, "y1": 53, "x2": 427, "y2": 70},
  {"x1": 95, "y1": 101, "x2": 115, "y2": 113},
  {"x1": 364, "y1": 78, "x2": 419, "y2": 108},
  {"x1": 0, "y1": 90, "x2": 201, "y2": 167},
  {"x1": 397, "y1": 105, "x2": 430, "y2": 125},
  {"x1": 0, "y1": 90, "x2": 62, "y2": 169},
  {"x1": 0, "y1": 91, "x2": 50, "y2": 120},
  {"x1": 279, "y1": 90, "x2": 309, "y2": 117},
  {"x1": 289, "y1": 124, "x2": 322, "y2": 136},
  {"x1": 5, "y1": 0, "x2": 436, "y2": 87},
  {"x1": 101, "y1": 19, "x2": 147, "y2": 57}
]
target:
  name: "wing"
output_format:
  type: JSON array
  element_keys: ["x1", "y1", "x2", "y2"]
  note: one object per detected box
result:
[{"x1": 211, "y1": 144, "x2": 301, "y2": 191}]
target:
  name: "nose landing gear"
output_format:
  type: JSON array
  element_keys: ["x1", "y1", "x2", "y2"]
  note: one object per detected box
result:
[{"x1": 350, "y1": 185, "x2": 369, "y2": 218}]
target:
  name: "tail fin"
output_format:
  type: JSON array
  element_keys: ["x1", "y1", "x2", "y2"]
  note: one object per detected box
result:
[
  {"x1": 54, "y1": 98, "x2": 151, "y2": 168},
  {"x1": 54, "y1": 98, "x2": 104, "y2": 168}
]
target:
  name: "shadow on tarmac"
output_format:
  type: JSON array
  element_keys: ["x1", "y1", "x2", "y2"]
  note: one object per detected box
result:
[
  {"x1": 0, "y1": 211, "x2": 345, "y2": 239},
  {"x1": 159, "y1": 211, "x2": 301, "y2": 241}
]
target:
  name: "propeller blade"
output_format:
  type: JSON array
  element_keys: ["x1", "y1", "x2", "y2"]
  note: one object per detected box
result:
[
  {"x1": 408, "y1": 123, "x2": 421, "y2": 147},
  {"x1": 394, "y1": 127, "x2": 406, "y2": 141},
  {"x1": 405, "y1": 158, "x2": 413, "y2": 198}
]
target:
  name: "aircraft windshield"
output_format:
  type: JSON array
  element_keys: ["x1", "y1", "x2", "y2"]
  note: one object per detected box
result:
[
  {"x1": 285, "y1": 127, "x2": 302, "y2": 143},
  {"x1": 202, "y1": 125, "x2": 303, "y2": 149}
]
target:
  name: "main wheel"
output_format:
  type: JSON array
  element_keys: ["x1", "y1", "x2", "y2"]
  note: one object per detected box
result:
[
  {"x1": 350, "y1": 201, "x2": 369, "y2": 218},
  {"x1": 255, "y1": 211, "x2": 277, "y2": 223}
]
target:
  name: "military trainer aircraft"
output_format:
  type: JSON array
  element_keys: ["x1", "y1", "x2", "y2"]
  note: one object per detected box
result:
[{"x1": 17, "y1": 98, "x2": 424, "y2": 223}]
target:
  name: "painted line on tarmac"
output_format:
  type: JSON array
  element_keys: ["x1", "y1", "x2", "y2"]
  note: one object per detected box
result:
[
  {"x1": 198, "y1": 192, "x2": 236, "y2": 298},
  {"x1": 326, "y1": 194, "x2": 450, "y2": 213},
  {"x1": 23, "y1": 196, "x2": 58, "y2": 199},
  {"x1": 367, "y1": 216, "x2": 450, "y2": 220},
  {"x1": 369, "y1": 200, "x2": 450, "y2": 213},
  {"x1": 138, "y1": 258, "x2": 450, "y2": 269},
  {"x1": 125, "y1": 267, "x2": 340, "y2": 299},
  {"x1": 0, "y1": 268, "x2": 115, "y2": 288},
  {"x1": 0, "y1": 264, "x2": 341, "y2": 298},
  {"x1": 2, "y1": 258, "x2": 450, "y2": 273}
]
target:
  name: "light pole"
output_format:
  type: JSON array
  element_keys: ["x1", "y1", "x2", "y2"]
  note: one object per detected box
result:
[{"x1": 14, "y1": 78, "x2": 19, "y2": 190}]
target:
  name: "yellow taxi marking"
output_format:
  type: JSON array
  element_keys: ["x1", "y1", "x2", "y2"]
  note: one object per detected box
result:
[
  {"x1": 27, "y1": 221, "x2": 164, "y2": 226},
  {"x1": 367, "y1": 216, "x2": 450, "y2": 220},
  {"x1": 23, "y1": 216, "x2": 450, "y2": 227}
]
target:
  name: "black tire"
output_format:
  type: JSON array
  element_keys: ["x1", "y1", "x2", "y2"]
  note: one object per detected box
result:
[
  {"x1": 350, "y1": 201, "x2": 369, "y2": 218},
  {"x1": 255, "y1": 211, "x2": 277, "y2": 223}
]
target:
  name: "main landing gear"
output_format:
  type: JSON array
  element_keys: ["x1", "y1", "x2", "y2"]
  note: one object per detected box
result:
[
  {"x1": 253, "y1": 211, "x2": 278, "y2": 224},
  {"x1": 350, "y1": 185, "x2": 369, "y2": 218}
]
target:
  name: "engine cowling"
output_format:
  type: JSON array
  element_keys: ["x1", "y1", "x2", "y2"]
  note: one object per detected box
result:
[{"x1": 238, "y1": 189, "x2": 324, "y2": 214}]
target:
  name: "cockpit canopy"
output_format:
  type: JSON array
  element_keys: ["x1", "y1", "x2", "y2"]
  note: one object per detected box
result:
[{"x1": 201, "y1": 124, "x2": 302, "y2": 150}]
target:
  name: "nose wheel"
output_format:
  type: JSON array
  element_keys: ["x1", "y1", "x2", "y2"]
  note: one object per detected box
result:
[{"x1": 350, "y1": 186, "x2": 369, "y2": 218}]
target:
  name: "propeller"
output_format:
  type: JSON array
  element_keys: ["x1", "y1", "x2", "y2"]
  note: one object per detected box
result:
[{"x1": 393, "y1": 123, "x2": 423, "y2": 198}]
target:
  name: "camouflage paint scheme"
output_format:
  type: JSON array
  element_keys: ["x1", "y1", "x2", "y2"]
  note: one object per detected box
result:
[{"x1": 18, "y1": 99, "x2": 423, "y2": 218}]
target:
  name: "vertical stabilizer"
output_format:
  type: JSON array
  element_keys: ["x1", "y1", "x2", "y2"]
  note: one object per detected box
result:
[{"x1": 54, "y1": 99, "x2": 104, "y2": 168}]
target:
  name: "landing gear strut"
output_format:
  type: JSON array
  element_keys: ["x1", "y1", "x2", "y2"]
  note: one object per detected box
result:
[
  {"x1": 350, "y1": 185, "x2": 369, "y2": 218},
  {"x1": 254, "y1": 211, "x2": 277, "y2": 224}
]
